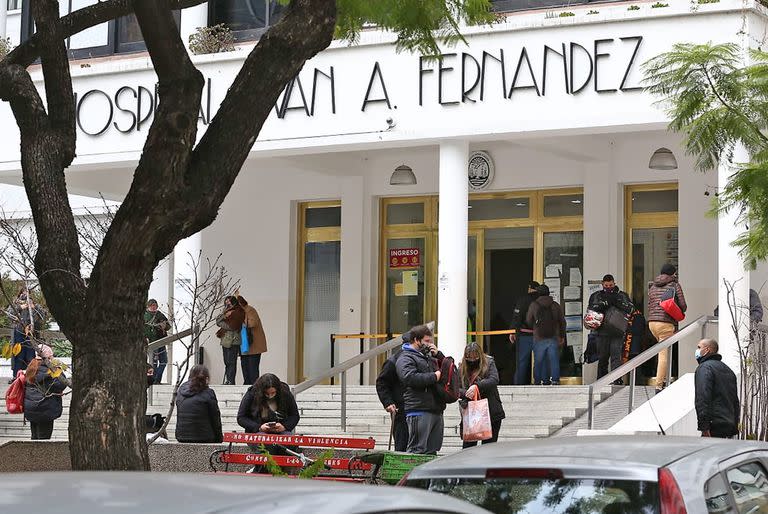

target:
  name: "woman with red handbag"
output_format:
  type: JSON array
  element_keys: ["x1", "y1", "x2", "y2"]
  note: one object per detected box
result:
[
  {"x1": 647, "y1": 264, "x2": 687, "y2": 393},
  {"x1": 458, "y1": 342, "x2": 505, "y2": 448}
]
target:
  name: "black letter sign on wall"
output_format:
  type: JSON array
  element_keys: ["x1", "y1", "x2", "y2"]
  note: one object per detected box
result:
[{"x1": 362, "y1": 62, "x2": 392, "y2": 111}]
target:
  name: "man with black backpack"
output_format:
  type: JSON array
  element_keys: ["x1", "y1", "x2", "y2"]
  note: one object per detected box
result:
[
  {"x1": 587, "y1": 274, "x2": 634, "y2": 382},
  {"x1": 526, "y1": 284, "x2": 567, "y2": 385},
  {"x1": 376, "y1": 332, "x2": 410, "y2": 452},
  {"x1": 395, "y1": 325, "x2": 446, "y2": 454}
]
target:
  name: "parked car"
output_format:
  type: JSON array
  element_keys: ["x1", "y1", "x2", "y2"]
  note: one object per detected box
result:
[
  {"x1": 0, "y1": 472, "x2": 492, "y2": 514},
  {"x1": 401, "y1": 435, "x2": 768, "y2": 513}
]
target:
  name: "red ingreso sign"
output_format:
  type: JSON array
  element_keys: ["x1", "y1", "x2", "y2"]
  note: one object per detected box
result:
[{"x1": 389, "y1": 248, "x2": 420, "y2": 268}]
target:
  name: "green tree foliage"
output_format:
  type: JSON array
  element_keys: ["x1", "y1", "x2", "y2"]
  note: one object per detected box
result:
[
  {"x1": 329, "y1": 0, "x2": 496, "y2": 55},
  {"x1": 644, "y1": 43, "x2": 768, "y2": 267}
]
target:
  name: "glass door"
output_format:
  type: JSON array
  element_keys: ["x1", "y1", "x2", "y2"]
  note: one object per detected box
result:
[
  {"x1": 297, "y1": 202, "x2": 341, "y2": 381},
  {"x1": 385, "y1": 236, "x2": 428, "y2": 335},
  {"x1": 541, "y1": 230, "x2": 584, "y2": 381}
]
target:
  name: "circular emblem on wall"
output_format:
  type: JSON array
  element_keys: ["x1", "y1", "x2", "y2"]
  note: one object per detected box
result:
[{"x1": 468, "y1": 151, "x2": 494, "y2": 191}]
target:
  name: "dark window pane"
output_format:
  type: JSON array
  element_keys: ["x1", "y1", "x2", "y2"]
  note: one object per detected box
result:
[
  {"x1": 543, "y1": 194, "x2": 584, "y2": 217},
  {"x1": 118, "y1": 14, "x2": 143, "y2": 45},
  {"x1": 387, "y1": 203, "x2": 425, "y2": 225},
  {"x1": 704, "y1": 473, "x2": 735, "y2": 514},
  {"x1": 491, "y1": 0, "x2": 591, "y2": 13},
  {"x1": 632, "y1": 189, "x2": 678, "y2": 214},
  {"x1": 407, "y1": 477, "x2": 660, "y2": 513},
  {"x1": 469, "y1": 198, "x2": 530, "y2": 221},
  {"x1": 213, "y1": 0, "x2": 267, "y2": 31},
  {"x1": 305, "y1": 207, "x2": 341, "y2": 228}
]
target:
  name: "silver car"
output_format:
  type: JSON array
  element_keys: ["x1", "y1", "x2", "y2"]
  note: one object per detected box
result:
[
  {"x1": 0, "y1": 472, "x2": 492, "y2": 514},
  {"x1": 402, "y1": 435, "x2": 768, "y2": 513}
]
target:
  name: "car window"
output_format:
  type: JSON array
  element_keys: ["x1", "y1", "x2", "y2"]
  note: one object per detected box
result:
[
  {"x1": 405, "y1": 478, "x2": 659, "y2": 514},
  {"x1": 704, "y1": 472, "x2": 735, "y2": 513},
  {"x1": 726, "y1": 461, "x2": 768, "y2": 514}
]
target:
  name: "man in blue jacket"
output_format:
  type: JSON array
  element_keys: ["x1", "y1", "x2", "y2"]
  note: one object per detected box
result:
[{"x1": 395, "y1": 325, "x2": 444, "y2": 454}]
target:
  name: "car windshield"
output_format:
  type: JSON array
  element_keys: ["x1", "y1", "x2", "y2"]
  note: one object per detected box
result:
[{"x1": 406, "y1": 477, "x2": 660, "y2": 514}]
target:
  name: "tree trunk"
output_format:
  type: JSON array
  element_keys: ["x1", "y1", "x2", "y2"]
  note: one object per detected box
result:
[{"x1": 68, "y1": 311, "x2": 150, "y2": 470}]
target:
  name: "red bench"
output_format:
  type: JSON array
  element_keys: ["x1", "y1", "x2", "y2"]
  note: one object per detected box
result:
[{"x1": 210, "y1": 432, "x2": 376, "y2": 481}]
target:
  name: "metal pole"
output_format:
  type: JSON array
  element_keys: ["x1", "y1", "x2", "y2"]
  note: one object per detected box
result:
[
  {"x1": 147, "y1": 347, "x2": 154, "y2": 406},
  {"x1": 330, "y1": 334, "x2": 335, "y2": 386},
  {"x1": 587, "y1": 384, "x2": 594, "y2": 430},
  {"x1": 193, "y1": 323, "x2": 201, "y2": 365},
  {"x1": 359, "y1": 331, "x2": 364, "y2": 386},
  {"x1": 629, "y1": 368, "x2": 636, "y2": 414},
  {"x1": 701, "y1": 318, "x2": 708, "y2": 340},
  {"x1": 341, "y1": 370, "x2": 347, "y2": 432},
  {"x1": 667, "y1": 344, "x2": 674, "y2": 386}
]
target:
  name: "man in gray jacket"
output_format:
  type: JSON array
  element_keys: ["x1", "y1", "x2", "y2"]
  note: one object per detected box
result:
[{"x1": 395, "y1": 325, "x2": 443, "y2": 454}]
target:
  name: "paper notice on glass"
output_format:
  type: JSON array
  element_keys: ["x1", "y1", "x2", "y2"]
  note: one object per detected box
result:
[
  {"x1": 563, "y1": 286, "x2": 581, "y2": 300},
  {"x1": 565, "y1": 316, "x2": 582, "y2": 331},
  {"x1": 566, "y1": 333, "x2": 582, "y2": 357},
  {"x1": 545, "y1": 264, "x2": 563, "y2": 278},
  {"x1": 569, "y1": 267, "x2": 582, "y2": 286},
  {"x1": 565, "y1": 302, "x2": 582, "y2": 316},
  {"x1": 402, "y1": 270, "x2": 418, "y2": 296},
  {"x1": 394, "y1": 283, "x2": 404, "y2": 296},
  {"x1": 587, "y1": 280, "x2": 602, "y2": 296}
]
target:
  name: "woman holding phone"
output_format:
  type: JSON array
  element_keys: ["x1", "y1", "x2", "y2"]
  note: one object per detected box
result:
[{"x1": 237, "y1": 373, "x2": 300, "y2": 435}]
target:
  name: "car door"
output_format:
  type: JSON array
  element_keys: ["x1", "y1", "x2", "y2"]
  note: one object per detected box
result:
[{"x1": 705, "y1": 452, "x2": 768, "y2": 514}]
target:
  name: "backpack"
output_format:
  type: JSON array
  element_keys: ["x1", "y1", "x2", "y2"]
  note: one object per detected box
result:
[
  {"x1": 5, "y1": 370, "x2": 26, "y2": 414},
  {"x1": 535, "y1": 301, "x2": 558, "y2": 338},
  {"x1": 435, "y1": 356, "x2": 460, "y2": 405}
]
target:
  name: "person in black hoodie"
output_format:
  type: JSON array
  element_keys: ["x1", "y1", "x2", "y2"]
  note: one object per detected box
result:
[
  {"x1": 526, "y1": 285, "x2": 567, "y2": 385},
  {"x1": 23, "y1": 344, "x2": 68, "y2": 440},
  {"x1": 395, "y1": 325, "x2": 444, "y2": 454},
  {"x1": 237, "y1": 373, "x2": 300, "y2": 435},
  {"x1": 175, "y1": 365, "x2": 223, "y2": 443},
  {"x1": 510, "y1": 281, "x2": 540, "y2": 385},
  {"x1": 375, "y1": 332, "x2": 409, "y2": 452},
  {"x1": 587, "y1": 274, "x2": 634, "y2": 382},
  {"x1": 459, "y1": 342, "x2": 505, "y2": 447},
  {"x1": 694, "y1": 339, "x2": 739, "y2": 438}
]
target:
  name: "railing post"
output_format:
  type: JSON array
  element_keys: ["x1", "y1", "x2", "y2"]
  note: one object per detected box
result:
[
  {"x1": 193, "y1": 323, "x2": 201, "y2": 365},
  {"x1": 147, "y1": 347, "x2": 155, "y2": 406},
  {"x1": 587, "y1": 384, "x2": 594, "y2": 430},
  {"x1": 330, "y1": 334, "x2": 335, "y2": 386},
  {"x1": 701, "y1": 319, "x2": 708, "y2": 340},
  {"x1": 341, "y1": 370, "x2": 347, "y2": 432},
  {"x1": 629, "y1": 368, "x2": 636, "y2": 414},
  {"x1": 667, "y1": 346, "x2": 674, "y2": 386},
  {"x1": 359, "y1": 331, "x2": 364, "y2": 386}
]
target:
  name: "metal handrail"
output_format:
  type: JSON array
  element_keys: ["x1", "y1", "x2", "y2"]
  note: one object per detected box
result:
[
  {"x1": 0, "y1": 327, "x2": 66, "y2": 339},
  {"x1": 586, "y1": 315, "x2": 717, "y2": 429},
  {"x1": 293, "y1": 321, "x2": 434, "y2": 431}
]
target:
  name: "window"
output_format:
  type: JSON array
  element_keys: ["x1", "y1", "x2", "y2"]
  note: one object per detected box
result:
[
  {"x1": 406, "y1": 477, "x2": 660, "y2": 513},
  {"x1": 543, "y1": 194, "x2": 584, "y2": 217},
  {"x1": 8, "y1": 0, "x2": 21, "y2": 10},
  {"x1": 491, "y1": 0, "x2": 592, "y2": 13},
  {"x1": 726, "y1": 461, "x2": 768, "y2": 513},
  {"x1": 469, "y1": 198, "x2": 530, "y2": 221},
  {"x1": 20, "y1": 1, "x2": 179, "y2": 59},
  {"x1": 209, "y1": 0, "x2": 285, "y2": 41},
  {"x1": 705, "y1": 473, "x2": 735, "y2": 513},
  {"x1": 387, "y1": 203, "x2": 425, "y2": 225}
]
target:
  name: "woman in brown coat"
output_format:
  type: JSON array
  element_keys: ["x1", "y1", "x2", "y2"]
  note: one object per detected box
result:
[
  {"x1": 647, "y1": 263, "x2": 687, "y2": 393},
  {"x1": 237, "y1": 295, "x2": 267, "y2": 385},
  {"x1": 216, "y1": 296, "x2": 245, "y2": 385}
]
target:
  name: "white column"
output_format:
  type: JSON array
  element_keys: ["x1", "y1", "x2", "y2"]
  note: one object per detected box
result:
[
  {"x1": 180, "y1": 2, "x2": 208, "y2": 51},
  {"x1": 717, "y1": 146, "x2": 750, "y2": 371},
  {"x1": 438, "y1": 140, "x2": 469, "y2": 361},
  {"x1": 338, "y1": 176, "x2": 365, "y2": 376},
  {"x1": 0, "y1": 0, "x2": 7, "y2": 39}
]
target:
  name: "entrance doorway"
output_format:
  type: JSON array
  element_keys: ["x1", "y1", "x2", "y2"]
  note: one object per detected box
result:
[{"x1": 380, "y1": 190, "x2": 584, "y2": 383}]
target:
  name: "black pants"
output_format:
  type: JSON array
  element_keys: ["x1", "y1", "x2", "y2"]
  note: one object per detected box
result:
[
  {"x1": 30, "y1": 420, "x2": 54, "y2": 440},
  {"x1": 241, "y1": 354, "x2": 262, "y2": 386},
  {"x1": 392, "y1": 411, "x2": 408, "y2": 452},
  {"x1": 462, "y1": 418, "x2": 502, "y2": 449},
  {"x1": 222, "y1": 346, "x2": 239, "y2": 385},
  {"x1": 596, "y1": 334, "x2": 624, "y2": 380}
]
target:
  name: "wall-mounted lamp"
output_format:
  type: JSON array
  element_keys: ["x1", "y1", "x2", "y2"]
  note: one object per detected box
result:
[
  {"x1": 390, "y1": 164, "x2": 417, "y2": 186},
  {"x1": 649, "y1": 147, "x2": 678, "y2": 170}
]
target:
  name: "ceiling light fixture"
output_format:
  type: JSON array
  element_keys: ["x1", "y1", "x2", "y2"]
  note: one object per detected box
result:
[
  {"x1": 390, "y1": 165, "x2": 417, "y2": 186},
  {"x1": 649, "y1": 148, "x2": 678, "y2": 170}
]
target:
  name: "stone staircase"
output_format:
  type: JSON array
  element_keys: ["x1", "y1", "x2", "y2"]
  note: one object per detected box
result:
[{"x1": 0, "y1": 383, "x2": 615, "y2": 451}]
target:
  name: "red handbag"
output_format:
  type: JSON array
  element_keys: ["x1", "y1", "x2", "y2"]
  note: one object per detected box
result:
[
  {"x1": 5, "y1": 370, "x2": 26, "y2": 414},
  {"x1": 660, "y1": 286, "x2": 685, "y2": 322}
]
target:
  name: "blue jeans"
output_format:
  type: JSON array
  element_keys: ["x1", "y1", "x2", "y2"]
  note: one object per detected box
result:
[
  {"x1": 533, "y1": 338, "x2": 560, "y2": 385},
  {"x1": 153, "y1": 346, "x2": 168, "y2": 384},
  {"x1": 515, "y1": 334, "x2": 534, "y2": 385}
]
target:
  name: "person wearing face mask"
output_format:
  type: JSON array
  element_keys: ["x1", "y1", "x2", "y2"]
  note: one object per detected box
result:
[
  {"x1": 694, "y1": 339, "x2": 739, "y2": 439},
  {"x1": 395, "y1": 325, "x2": 445, "y2": 454},
  {"x1": 458, "y1": 342, "x2": 505, "y2": 448}
]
